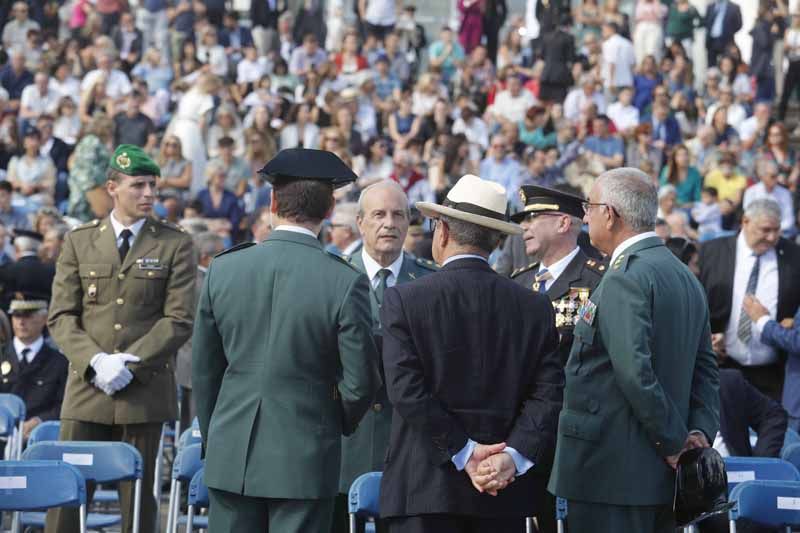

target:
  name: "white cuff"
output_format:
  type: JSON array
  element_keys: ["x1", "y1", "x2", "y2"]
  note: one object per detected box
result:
[
  {"x1": 755, "y1": 315, "x2": 772, "y2": 336},
  {"x1": 451, "y1": 439, "x2": 476, "y2": 471},
  {"x1": 503, "y1": 446, "x2": 535, "y2": 476}
]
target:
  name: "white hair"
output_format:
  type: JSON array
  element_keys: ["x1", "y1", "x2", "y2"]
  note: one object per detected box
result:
[
  {"x1": 597, "y1": 167, "x2": 658, "y2": 233},
  {"x1": 744, "y1": 198, "x2": 781, "y2": 222}
]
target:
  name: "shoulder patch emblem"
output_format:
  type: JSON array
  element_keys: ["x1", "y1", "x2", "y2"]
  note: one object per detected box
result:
[
  {"x1": 510, "y1": 262, "x2": 538, "y2": 279},
  {"x1": 415, "y1": 257, "x2": 439, "y2": 271}
]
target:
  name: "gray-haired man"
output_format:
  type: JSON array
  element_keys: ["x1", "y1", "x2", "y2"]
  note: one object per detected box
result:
[{"x1": 549, "y1": 167, "x2": 720, "y2": 533}]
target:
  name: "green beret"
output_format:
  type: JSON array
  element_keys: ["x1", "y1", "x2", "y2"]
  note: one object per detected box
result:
[{"x1": 109, "y1": 144, "x2": 160, "y2": 177}]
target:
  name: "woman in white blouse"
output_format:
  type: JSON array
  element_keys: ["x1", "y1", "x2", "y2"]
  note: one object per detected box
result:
[{"x1": 279, "y1": 102, "x2": 320, "y2": 150}]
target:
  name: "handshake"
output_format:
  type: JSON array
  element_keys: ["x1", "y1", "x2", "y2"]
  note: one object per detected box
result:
[
  {"x1": 464, "y1": 442, "x2": 517, "y2": 497},
  {"x1": 90, "y1": 352, "x2": 141, "y2": 396}
]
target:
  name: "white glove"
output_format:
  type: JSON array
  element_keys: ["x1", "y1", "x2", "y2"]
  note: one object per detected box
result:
[
  {"x1": 90, "y1": 352, "x2": 141, "y2": 392},
  {"x1": 92, "y1": 376, "x2": 117, "y2": 396}
]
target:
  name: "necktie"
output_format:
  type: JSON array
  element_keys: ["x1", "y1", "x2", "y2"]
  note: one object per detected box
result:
[
  {"x1": 737, "y1": 254, "x2": 761, "y2": 344},
  {"x1": 19, "y1": 347, "x2": 30, "y2": 371},
  {"x1": 534, "y1": 268, "x2": 552, "y2": 293},
  {"x1": 375, "y1": 269, "x2": 392, "y2": 305},
  {"x1": 118, "y1": 229, "x2": 133, "y2": 262}
]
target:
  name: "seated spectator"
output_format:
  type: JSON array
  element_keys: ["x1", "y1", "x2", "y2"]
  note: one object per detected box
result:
[
  {"x1": 706, "y1": 85, "x2": 747, "y2": 133},
  {"x1": 33, "y1": 207, "x2": 62, "y2": 237},
  {"x1": 236, "y1": 46, "x2": 269, "y2": 96},
  {"x1": 209, "y1": 136, "x2": 251, "y2": 197},
  {"x1": 709, "y1": 105, "x2": 739, "y2": 147},
  {"x1": 19, "y1": 72, "x2": 59, "y2": 131},
  {"x1": 7, "y1": 127, "x2": 56, "y2": 210},
  {"x1": 486, "y1": 73, "x2": 538, "y2": 126},
  {"x1": 428, "y1": 25, "x2": 465, "y2": 85},
  {"x1": 563, "y1": 75, "x2": 606, "y2": 123},
  {"x1": 760, "y1": 122, "x2": 799, "y2": 187},
  {"x1": 691, "y1": 187, "x2": 723, "y2": 241},
  {"x1": 111, "y1": 11, "x2": 143, "y2": 72},
  {"x1": 355, "y1": 136, "x2": 394, "y2": 189},
  {"x1": 79, "y1": 75, "x2": 115, "y2": 126},
  {"x1": 0, "y1": 180, "x2": 29, "y2": 229},
  {"x1": 703, "y1": 151, "x2": 747, "y2": 208},
  {"x1": 333, "y1": 30, "x2": 368, "y2": 85},
  {"x1": 67, "y1": 115, "x2": 113, "y2": 222},
  {"x1": 743, "y1": 158, "x2": 797, "y2": 234},
  {"x1": 517, "y1": 106, "x2": 556, "y2": 150},
  {"x1": 207, "y1": 105, "x2": 245, "y2": 158},
  {"x1": 49, "y1": 63, "x2": 80, "y2": 106},
  {"x1": 389, "y1": 150, "x2": 425, "y2": 193},
  {"x1": 479, "y1": 133, "x2": 522, "y2": 203},
  {"x1": 156, "y1": 135, "x2": 192, "y2": 203},
  {"x1": 606, "y1": 86, "x2": 639, "y2": 135},
  {"x1": 633, "y1": 54, "x2": 661, "y2": 112},
  {"x1": 53, "y1": 96, "x2": 81, "y2": 146},
  {"x1": 196, "y1": 162, "x2": 244, "y2": 242},
  {"x1": 686, "y1": 125, "x2": 719, "y2": 174},
  {"x1": 2, "y1": 2, "x2": 40, "y2": 52},
  {"x1": 626, "y1": 123, "x2": 663, "y2": 176},
  {"x1": 388, "y1": 91, "x2": 423, "y2": 150},
  {"x1": 373, "y1": 55, "x2": 402, "y2": 104},
  {"x1": 0, "y1": 48, "x2": 33, "y2": 110},
  {"x1": 219, "y1": 11, "x2": 253, "y2": 65},
  {"x1": 0, "y1": 296, "x2": 67, "y2": 442},
  {"x1": 80, "y1": 50, "x2": 132, "y2": 104},
  {"x1": 739, "y1": 102, "x2": 771, "y2": 152},
  {"x1": 279, "y1": 102, "x2": 320, "y2": 151},
  {"x1": 40, "y1": 224, "x2": 69, "y2": 265},
  {"x1": 647, "y1": 100, "x2": 681, "y2": 152},
  {"x1": 583, "y1": 115, "x2": 624, "y2": 170},
  {"x1": 196, "y1": 26, "x2": 228, "y2": 79},
  {"x1": 659, "y1": 144, "x2": 701, "y2": 206},
  {"x1": 113, "y1": 90, "x2": 157, "y2": 149},
  {"x1": 131, "y1": 48, "x2": 173, "y2": 95},
  {"x1": 289, "y1": 33, "x2": 327, "y2": 78}
]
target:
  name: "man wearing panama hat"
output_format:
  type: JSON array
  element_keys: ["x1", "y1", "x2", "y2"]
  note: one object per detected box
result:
[{"x1": 378, "y1": 174, "x2": 563, "y2": 532}]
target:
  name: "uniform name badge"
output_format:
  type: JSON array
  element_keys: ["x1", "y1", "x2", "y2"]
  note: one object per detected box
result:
[
  {"x1": 579, "y1": 299, "x2": 597, "y2": 326},
  {"x1": 136, "y1": 258, "x2": 163, "y2": 270}
]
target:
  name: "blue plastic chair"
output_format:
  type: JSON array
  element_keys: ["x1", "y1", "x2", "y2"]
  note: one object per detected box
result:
[
  {"x1": 26, "y1": 420, "x2": 61, "y2": 446},
  {"x1": 728, "y1": 480, "x2": 800, "y2": 532},
  {"x1": 348, "y1": 471, "x2": 382, "y2": 533},
  {"x1": 178, "y1": 425, "x2": 203, "y2": 450},
  {"x1": 556, "y1": 497, "x2": 568, "y2": 533},
  {"x1": 0, "y1": 460, "x2": 88, "y2": 533},
  {"x1": 166, "y1": 442, "x2": 204, "y2": 533},
  {"x1": 183, "y1": 467, "x2": 209, "y2": 532},
  {"x1": 22, "y1": 441, "x2": 145, "y2": 533},
  {"x1": 724, "y1": 457, "x2": 800, "y2": 493},
  {"x1": 0, "y1": 393, "x2": 26, "y2": 459}
]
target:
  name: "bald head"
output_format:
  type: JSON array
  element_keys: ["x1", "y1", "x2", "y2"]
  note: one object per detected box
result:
[{"x1": 357, "y1": 180, "x2": 410, "y2": 266}]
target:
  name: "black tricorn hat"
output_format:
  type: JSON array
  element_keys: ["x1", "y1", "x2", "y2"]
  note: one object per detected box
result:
[
  {"x1": 511, "y1": 185, "x2": 585, "y2": 223},
  {"x1": 674, "y1": 447, "x2": 736, "y2": 527},
  {"x1": 258, "y1": 148, "x2": 357, "y2": 189}
]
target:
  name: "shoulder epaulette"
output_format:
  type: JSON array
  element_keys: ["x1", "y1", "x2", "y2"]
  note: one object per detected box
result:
[
  {"x1": 611, "y1": 253, "x2": 632, "y2": 272},
  {"x1": 73, "y1": 219, "x2": 101, "y2": 231},
  {"x1": 414, "y1": 257, "x2": 438, "y2": 271},
  {"x1": 584, "y1": 258, "x2": 608, "y2": 274},
  {"x1": 215, "y1": 241, "x2": 256, "y2": 258},
  {"x1": 326, "y1": 250, "x2": 360, "y2": 271},
  {"x1": 511, "y1": 262, "x2": 539, "y2": 278},
  {"x1": 155, "y1": 218, "x2": 187, "y2": 233}
]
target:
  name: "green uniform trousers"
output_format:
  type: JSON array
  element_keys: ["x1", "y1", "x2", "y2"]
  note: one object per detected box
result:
[
  {"x1": 209, "y1": 487, "x2": 335, "y2": 533},
  {"x1": 44, "y1": 419, "x2": 162, "y2": 533},
  {"x1": 566, "y1": 500, "x2": 675, "y2": 533}
]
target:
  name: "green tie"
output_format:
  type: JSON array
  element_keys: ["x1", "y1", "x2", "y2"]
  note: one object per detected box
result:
[{"x1": 375, "y1": 269, "x2": 391, "y2": 305}]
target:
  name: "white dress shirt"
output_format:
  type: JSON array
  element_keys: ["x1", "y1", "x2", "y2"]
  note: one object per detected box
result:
[
  {"x1": 445, "y1": 253, "x2": 534, "y2": 476},
  {"x1": 109, "y1": 212, "x2": 147, "y2": 248},
  {"x1": 361, "y1": 249, "x2": 404, "y2": 290},
  {"x1": 539, "y1": 247, "x2": 581, "y2": 292},
  {"x1": 273, "y1": 225, "x2": 317, "y2": 239},
  {"x1": 13, "y1": 336, "x2": 44, "y2": 364},
  {"x1": 724, "y1": 232, "x2": 779, "y2": 366},
  {"x1": 607, "y1": 102, "x2": 640, "y2": 132},
  {"x1": 610, "y1": 231, "x2": 658, "y2": 265}
]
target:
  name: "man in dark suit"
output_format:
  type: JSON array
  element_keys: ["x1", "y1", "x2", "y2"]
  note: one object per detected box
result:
[
  {"x1": 705, "y1": 0, "x2": 743, "y2": 67},
  {"x1": 192, "y1": 149, "x2": 380, "y2": 532},
  {"x1": 379, "y1": 174, "x2": 563, "y2": 533},
  {"x1": 0, "y1": 296, "x2": 67, "y2": 442},
  {"x1": 647, "y1": 101, "x2": 683, "y2": 152},
  {"x1": 250, "y1": 0, "x2": 287, "y2": 56},
  {"x1": 334, "y1": 181, "x2": 436, "y2": 533},
  {"x1": 549, "y1": 167, "x2": 719, "y2": 533},
  {"x1": 535, "y1": 19, "x2": 576, "y2": 103},
  {"x1": 0, "y1": 229, "x2": 55, "y2": 312},
  {"x1": 698, "y1": 198, "x2": 800, "y2": 400},
  {"x1": 219, "y1": 11, "x2": 254, "y2": 63},
  {"x1": 36, "y1": 114, "x2": 72, "y2": 207}
]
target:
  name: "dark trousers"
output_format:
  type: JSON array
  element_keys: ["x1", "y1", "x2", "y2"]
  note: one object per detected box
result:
[
  {"x1": 566, "y1": 500, "x2": 674, "y2": 533},
  {"x1": 364, "y1": 22, "x2": 394, "y2": 41},
  {"x1": 44, "y1": 419, "x2": 162, "y2": 533},
  {"x1": 332, "y1": 493, "x2": 388, "y2": 533},
  {"x1": 707, "y1": 38, "x2": 730, "y2": 67},
  {"x1": 721, "y1": 359, "x2": 784, "y2": 401},
  {"x1": 208, "y1": 487, "x2": 335, "y2": 533},
  {"x1": 385, "y1": 514, "x2": 526, "y2": 533},
  {"x1": 779, "y1": 60, "x2": 800, "y2": 121}
]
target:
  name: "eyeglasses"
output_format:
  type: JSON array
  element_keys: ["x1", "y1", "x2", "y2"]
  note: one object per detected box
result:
[{"x1": 582, "y1": 201, "x2": 620, "y2": 217}]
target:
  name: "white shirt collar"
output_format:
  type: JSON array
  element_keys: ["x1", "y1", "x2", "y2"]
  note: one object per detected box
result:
[
  {"x1": 13, "y1": 336, "x2": 44, "y2": 363},
  {"x1": 342, "y1": 238, "x2": 363, "y2": 256},
  {"x1": 610, "y1": 231, "x2": 659, "y2": 265},
  {"x1": 110, "y1": 211, "x2": 147, "y2": 241},
  {"x1": 541, "y1": 246, "x2": 581, "y2": 282},
  {"x1": 274, "y1": 225, "x2": 318, "y2": 238},
  {"x1": 361, "y1": 249, "x2": 404, "y2": 284},
  {"x1": 442, "y1": 253, "x2": 489, "y2": 266}
]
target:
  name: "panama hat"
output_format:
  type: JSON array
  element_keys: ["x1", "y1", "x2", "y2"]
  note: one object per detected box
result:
[{"x1": 416, "y1": 174, "x2": 522, "y2": 235}]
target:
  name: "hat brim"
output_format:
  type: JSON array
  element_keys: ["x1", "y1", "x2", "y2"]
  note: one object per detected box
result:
[{"x1": 416, "y1": 202, "x2": 522, "y2": 235}]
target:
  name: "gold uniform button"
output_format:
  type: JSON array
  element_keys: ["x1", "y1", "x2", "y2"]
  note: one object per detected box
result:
[
  {"x1": 114, "y1": 323, "x2": 122, "y2": 331},
  {"x1": 118, "y1": 273, "x2": 126, "y2": 280},
  {"x1": 89, "y1": 271, "x2": 96, "y2": 277},
  {"x1": 116, "y1": 298, "x2": 124, "y2": 305},
  {"x1": 147, "y1": 271, "x2": 154, "y2": 277},
  {"x1": 373, "y1": 403, "x2": 383, "y2": 412}
]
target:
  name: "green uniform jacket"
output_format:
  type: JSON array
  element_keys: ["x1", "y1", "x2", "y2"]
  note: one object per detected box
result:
[
  {"x1": 338, "y1": 251, "x2": 437, "y2": 494},
  {"x1": 548, "y1": 236, "x2": 720, "y2": 505},
  {"x1": 192, "y1": 230, "x2": 381, "y2": 499},
  {"x1": 48, "y1": 216, "x2": 197, "y2": 425}
]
